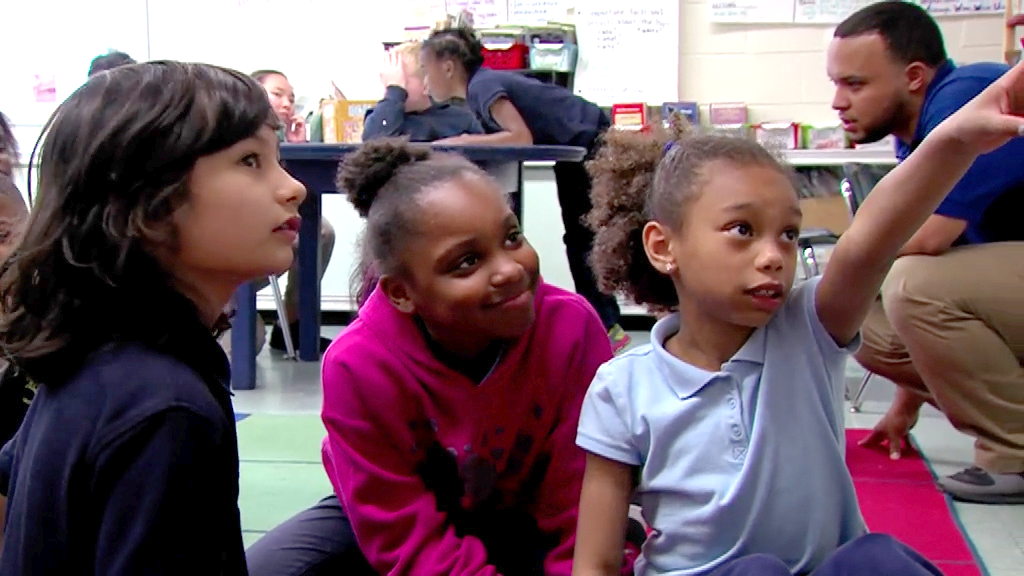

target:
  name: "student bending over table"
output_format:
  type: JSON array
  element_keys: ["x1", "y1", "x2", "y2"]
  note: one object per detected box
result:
[{"x1": 362, "y1": 41, "x2": 483, "y2": 142}]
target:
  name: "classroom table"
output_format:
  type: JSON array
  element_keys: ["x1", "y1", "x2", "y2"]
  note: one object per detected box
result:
[{"x1": 230, "y1": 143, "x2": 586, "y2": 390}]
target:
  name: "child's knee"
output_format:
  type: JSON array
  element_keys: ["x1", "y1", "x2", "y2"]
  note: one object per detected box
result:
[
  {"x1": 721, "y1": 554, "x2": 791, "y2": 576},
  {"x1": 827, "y1": 533, "x2": 929, "y2": 572}
]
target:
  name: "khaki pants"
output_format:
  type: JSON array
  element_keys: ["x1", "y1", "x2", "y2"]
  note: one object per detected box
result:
[
  {"x1": 253, "y1": 217, "x2": 336, "y2": 321},
  {"x1": 854, "y1": 242, "x2": 1024, "y2": 473}
]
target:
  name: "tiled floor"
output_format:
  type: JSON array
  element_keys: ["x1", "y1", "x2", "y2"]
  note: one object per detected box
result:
[{"x1": 234, "y1": 326, "x2": 1024, "y2": 576}]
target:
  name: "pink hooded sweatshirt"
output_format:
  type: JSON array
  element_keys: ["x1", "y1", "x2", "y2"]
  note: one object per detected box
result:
[{"x1": 320, "y1": 282, "x2": 612, "y2": 575}]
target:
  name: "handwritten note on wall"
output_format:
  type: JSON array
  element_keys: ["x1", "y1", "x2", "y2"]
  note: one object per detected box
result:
[
  {"x1": 710, "y1": 0, "x2": 794, "y2": 23},
  {"x1": 713, "y1": 0, "x2": 1006, "y2": 23},
  {"x1": 507, "y1": 0, "x2": 570, "y2": 24},
  {"x1": 445, "y1": 0, "x2": 509, "y2": 27},
  {"x1": 573, "y1": 1, "x2": 679, "y2": 105}
]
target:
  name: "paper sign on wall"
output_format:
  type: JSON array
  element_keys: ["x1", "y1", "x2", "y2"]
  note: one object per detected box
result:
[
  {"x1": 508, "y1": 0, "x2": 571, "y2": 24},
  {"x1": 445, "y1": 0, "x2": 508, "y2": 27},
  {"x1": 32, "y1": 74, "x2": 56, "y2": 104}
]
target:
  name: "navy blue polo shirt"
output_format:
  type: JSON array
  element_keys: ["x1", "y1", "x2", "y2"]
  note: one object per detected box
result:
[
  {"x1": 896, "y1": 60, "x2": 1024, "y2": 244},
  {"x1": 362, "y1": 86, "x2": 484, "y2": 142},
  {"x1": 0, "y1": 298, "x2": 247, "y2": 575},
  {"x1": 467, "y1": 67, "x2": 609, "y2": 149}
]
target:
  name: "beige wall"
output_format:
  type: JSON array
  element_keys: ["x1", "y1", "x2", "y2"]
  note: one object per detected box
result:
[{"x1": 677, "y1": 0, "x2": 1009, "y2": 125}]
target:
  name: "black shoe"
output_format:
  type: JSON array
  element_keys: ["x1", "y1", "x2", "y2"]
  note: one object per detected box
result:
[{"x1": 269, "y1": 321, "x2": 332, "y2": 353}]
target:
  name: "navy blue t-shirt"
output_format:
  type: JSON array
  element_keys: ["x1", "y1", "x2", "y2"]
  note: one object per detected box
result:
[
  {"x1": 363, "y1": 86, "x2": 484, "y2": 142},
  {"x1": 896, "y1": 61, "x2": 1024, "y2": 244},
  {"x1": 0, "y1": 306, "x2": 246, "y2": 575},
  {"x1": 467, "y1": 67, "x2": 609, "y2": 149}
]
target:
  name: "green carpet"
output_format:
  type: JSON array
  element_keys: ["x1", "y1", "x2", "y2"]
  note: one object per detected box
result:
[{"x1": 237, "y1": 414, "x2": 331, "y2": 547}]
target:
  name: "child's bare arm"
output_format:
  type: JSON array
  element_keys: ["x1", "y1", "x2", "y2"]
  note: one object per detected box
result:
[
  {"x1": 572, "y1": 453, "x2": 634, "y2": 576},
  {"x1": 816, "y1": 63, "x2": 1024, "y2": 345}
]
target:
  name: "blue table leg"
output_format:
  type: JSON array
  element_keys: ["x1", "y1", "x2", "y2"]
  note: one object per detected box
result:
[
  {"x1": 297, "y1": 188, "x2": 322, "y2": 361},
  {"x1": 230, "y1": 282, "x2": 257, "y2": 390},
  {"x1": 514, "y1": 163, "x2": 523, "y2": 223}
]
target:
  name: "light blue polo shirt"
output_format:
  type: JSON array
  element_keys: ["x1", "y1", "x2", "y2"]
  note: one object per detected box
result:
[{"x1": 577, "y1": 277, "x2": 866, "y2": 576}]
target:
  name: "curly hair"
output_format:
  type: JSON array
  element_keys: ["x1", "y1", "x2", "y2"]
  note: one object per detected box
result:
[
  {"x1": 0, "y1": 61, "x2": 279, "y2": 376},
  {"x1": 423, "y1": 26, "x2": 485, "y2": 76},
  {"x1": 336, "y1": 137, "x2": 492, "y2": 306},
  {"x1": 586, "y1": 115, "x2": 792, "y2": 311}
]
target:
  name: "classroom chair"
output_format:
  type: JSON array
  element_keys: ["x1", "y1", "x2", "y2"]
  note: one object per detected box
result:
[
  {"x1": 839, "y1": 162, "x2": 891, "y2": 413},
  {"x1": 267, "y1": 275, "x2": 297, "y2": 360},
  {"x1": 798, "y1": 227, "x2": 838, "y2": 278}
]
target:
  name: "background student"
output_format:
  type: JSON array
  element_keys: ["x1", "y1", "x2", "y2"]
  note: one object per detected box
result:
[
  {"x1": 251, "y1": 69, "x2": 336, "y2": 353},
  {"x1": 87, "y1": 50, "x2": 136, "y2": 77},
  {"x1": 362, "y1": 42, "x2": 483, "y2": 142}
]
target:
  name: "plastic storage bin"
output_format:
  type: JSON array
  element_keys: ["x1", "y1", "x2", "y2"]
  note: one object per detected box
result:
[
  {"x1": 529, "y1": 42, "x2": 577, "y2": 72},
  {"x1": 479, "y1": 27, "x2": 529, "y2": 70}
]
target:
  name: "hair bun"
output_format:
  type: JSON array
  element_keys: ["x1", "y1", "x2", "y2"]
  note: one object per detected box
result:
[{"x1": 337, "y1": 137, "x2": 431, "y2": 218}]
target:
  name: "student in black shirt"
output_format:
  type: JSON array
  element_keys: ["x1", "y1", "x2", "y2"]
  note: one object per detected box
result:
[{"x1": 0, "y1": 61, "x2": 307, "y2": 574}]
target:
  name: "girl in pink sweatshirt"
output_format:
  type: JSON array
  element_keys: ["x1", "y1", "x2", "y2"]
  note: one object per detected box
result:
[{"x1": 246, "y1": 138, "x2": 614, "y2": 576}]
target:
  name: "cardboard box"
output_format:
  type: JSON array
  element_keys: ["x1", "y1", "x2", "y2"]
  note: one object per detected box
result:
[
  {"x1": 708, "y1": 102, "x2": 747, "y2": 125},
  {"x1": 611, "y1": 103, "x2": 647, "y2": 130},
  {"x1": 800, "y1": 196, "x2": 851, "y2": 235},
  {"x1": 801, "y1": 124, "x2": 847, "y2": 149},
  {"x1": 322, "y1": 100, "x2": 376, "y2": 143},
  {"x1": 754, "y1": 122, "x2": 800, "y2": 149},
  {"x1": 662, "y1": 101, "x2": 699, "y2": 127}
]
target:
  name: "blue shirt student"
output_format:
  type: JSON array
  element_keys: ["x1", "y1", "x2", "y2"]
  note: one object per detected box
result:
[
  {"x1": 467, "y1": 68, "x2": 609, "y2": 148},
  {"x1": 362, "y1": 86, "x2": 484, "y2": 142},
  {"x1": 896, "y1": 60, "x2": 1024, "y2": 244},
  {"x1": 577, "y1": 278, "x2": 866, "y2": 576},
  {"x1": 0, "y1": 295, "x2": 246, "y2": 575}
]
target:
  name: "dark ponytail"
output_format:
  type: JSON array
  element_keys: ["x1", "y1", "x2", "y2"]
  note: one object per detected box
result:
[
  {"x1": 423, "y1": 27, "x2": 485, "y2": 76},
  {"x1": 335, "y1": 137, "x2": 487, "y2": 306}
]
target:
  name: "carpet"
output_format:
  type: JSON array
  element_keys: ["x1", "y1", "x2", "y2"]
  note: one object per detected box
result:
[
  {"x1": 232, "y1": 417, "x2": 989, "y2": 574},
  {"x1": 235, "y1": 414, "x2": 331, "y2": 547},
  {"x1": 846, "y1": 429, "x2": 987, "y2": 576}
]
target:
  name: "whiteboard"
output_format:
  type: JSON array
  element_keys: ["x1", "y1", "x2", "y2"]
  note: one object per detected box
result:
[
  {"x1": 709, "y1": 1, "x2": 795, "y2": 23},
  {"x1": 573, "y1": 1, "x2": 679, "y2": 106}
]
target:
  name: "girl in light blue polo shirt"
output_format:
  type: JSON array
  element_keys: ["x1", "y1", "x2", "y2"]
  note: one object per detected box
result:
[{"x1": 571, "y1": 63, "x2": 1024, "y2": 576}]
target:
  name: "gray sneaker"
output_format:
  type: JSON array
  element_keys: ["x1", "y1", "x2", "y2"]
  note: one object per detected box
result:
[{"x1": 937, "y1": 466, "x2": 1024, "y2": 504}]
